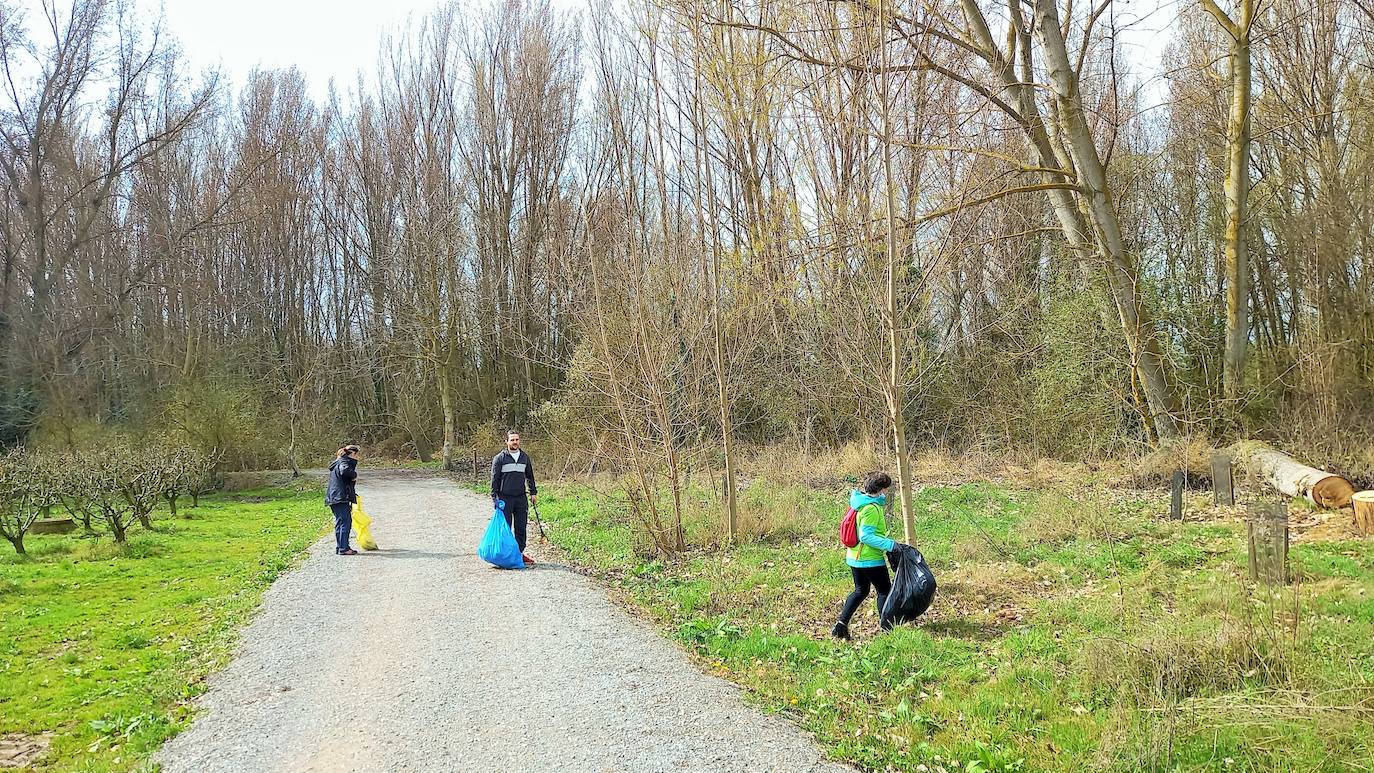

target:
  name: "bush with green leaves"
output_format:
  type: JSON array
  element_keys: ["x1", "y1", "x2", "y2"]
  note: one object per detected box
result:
[{"x1": 162, "y1": 377, "x2": 270, "y2": 469}]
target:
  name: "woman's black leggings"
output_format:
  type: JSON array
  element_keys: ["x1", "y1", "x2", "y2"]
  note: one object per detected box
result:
[{"x1": 838, "y1": 564, "x2": 892, "y2": 626}]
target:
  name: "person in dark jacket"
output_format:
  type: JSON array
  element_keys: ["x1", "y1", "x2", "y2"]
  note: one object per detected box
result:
[
  {"x1": 491, "y1": 430, "x2": 537, "y2": 564},
  {"x1": 326, "y1": 445, "x2": 361, "y2": 556}
]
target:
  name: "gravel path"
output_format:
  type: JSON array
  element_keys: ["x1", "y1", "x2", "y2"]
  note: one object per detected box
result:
[{"x1": 158, "y1": 470, "x2": 851, "y2": 772}]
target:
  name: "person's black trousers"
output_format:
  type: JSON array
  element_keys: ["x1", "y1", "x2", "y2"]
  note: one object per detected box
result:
[
  {"x1": 838, "y1": 564, "x2": 892, "y2": 627},
  {"x1": 502, "y1": 496, "x2": 529, "y2": 552},
  {"x1": 330, "y1": 502, "x2": 353, "y2": 553}
]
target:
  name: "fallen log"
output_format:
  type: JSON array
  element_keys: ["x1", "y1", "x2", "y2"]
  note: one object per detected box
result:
[{"x1": 1229, "y1": 441, "x2": 1356, "y2": 509}]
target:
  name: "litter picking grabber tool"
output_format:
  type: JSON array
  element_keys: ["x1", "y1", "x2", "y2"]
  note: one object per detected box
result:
[{"x1": 532, "y1": 502, "x2": 549, "y2": 545}]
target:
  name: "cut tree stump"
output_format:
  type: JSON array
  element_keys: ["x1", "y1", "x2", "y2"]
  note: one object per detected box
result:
[
  {"x1": 1230, "y1": 441, "x2": 1355, "y2": 509},
  {"x1": 1354, "y1": 491, "x2": 1374, "y2": 536}
]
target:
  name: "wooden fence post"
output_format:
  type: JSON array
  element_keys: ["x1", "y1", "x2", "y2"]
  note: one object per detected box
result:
[
  {"x1": 471, "y1": 448, "x2": 478, "y2": 483},
  {"x1": 1171, "y1": 470, "x2": 1185, "y2": 521},
  {"x1": 1247, "y1": 501, "x2": 1289, "y2": 585},
  {"x1": 1211, "y1": 452, "x2": 1235, "y2": 506}
]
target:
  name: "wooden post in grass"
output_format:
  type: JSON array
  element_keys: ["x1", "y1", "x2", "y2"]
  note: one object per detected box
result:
[
  {"x1": 471, "y1": 447, "x2": 478, "y2": 483},
  {"x1": 1211, "y1": 453, "x2": 1235, "y2": 506},
  {"x1": 1353, "y1": 491, "x2": 1374, "y2": 536},
  {"x1": 1246, "y1": 501, "x2": 1289, "y2": 585},
  {"x1": 1171, "y1": 470, "x2": 1185, "y2": 520}
]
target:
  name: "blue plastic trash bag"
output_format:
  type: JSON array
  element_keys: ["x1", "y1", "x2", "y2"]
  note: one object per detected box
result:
[{"x1": 477, "y1": 500, "x2": 525, "y2": 569}]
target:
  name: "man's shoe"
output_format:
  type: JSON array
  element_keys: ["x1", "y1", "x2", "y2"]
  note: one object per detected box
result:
[
  {"x1": 338, "y1": 549, "x2": 358, "y2": 556},
  {"x1": 522, "y1": 553, "x2": 535, "y2": 565},
  {"x1": 830, "y1": 622, "x2": 851, "y2": 640}
]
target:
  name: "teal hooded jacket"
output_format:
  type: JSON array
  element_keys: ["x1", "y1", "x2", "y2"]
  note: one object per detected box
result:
[{"x1": 846, "y1": 490, "x2": 896, "y2": 568}]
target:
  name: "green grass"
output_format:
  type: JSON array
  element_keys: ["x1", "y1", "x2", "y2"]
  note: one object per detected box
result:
[
  {"x1": 535, "y1": 481, "x2": 1374, "y2": 772},
  {"x1": 0, "y1": 487, "x2": 326, "y2": 771}
]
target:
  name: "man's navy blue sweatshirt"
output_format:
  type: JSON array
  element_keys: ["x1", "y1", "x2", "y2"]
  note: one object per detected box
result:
[{"x1": 491, "y1": 450, "x2": 537, "y2": 500}]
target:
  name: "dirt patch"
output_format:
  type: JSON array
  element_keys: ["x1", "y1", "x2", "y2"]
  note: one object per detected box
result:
[
  {"x1": 919, "y1": 561, "x2": 1059, "y2": 635},
  {"x1": 1181, "y1": 499, "x2": 1368, "y2": 544},
  {"x1": 1290, "y1": 508, "x2": 1366, "y2": 542},
  {"x1": 0, "y1": 733, "x2": 52, "y2": 769}
]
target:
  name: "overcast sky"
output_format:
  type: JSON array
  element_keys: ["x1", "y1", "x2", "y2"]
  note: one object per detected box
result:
[
  {"x1": 161, "y1": 0, "x2": 469, "y2": 99},
  {"x1": 15, "y1": 0, "x2": 1184, "y2": 105}
]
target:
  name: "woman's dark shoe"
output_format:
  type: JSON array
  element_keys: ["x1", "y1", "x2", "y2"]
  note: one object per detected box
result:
[
  {"x1": 338, "y1": 548, "x2": 358, "y2": 555},
  {"x1": 830, "y1": 622, "x2": 851, "y2": 640},
  {"x1": 522, "y1": 553, "x2": 535, "y2": 565}
]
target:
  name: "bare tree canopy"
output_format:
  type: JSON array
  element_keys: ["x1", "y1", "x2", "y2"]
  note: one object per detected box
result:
[{"x1": 0, "y1": 0, "x2": 1369, "y2": 489}]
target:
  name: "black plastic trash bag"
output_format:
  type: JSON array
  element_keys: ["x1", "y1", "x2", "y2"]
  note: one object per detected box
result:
[{"x1": 881, "y1": 543, "x2": 937, "y2": 628}]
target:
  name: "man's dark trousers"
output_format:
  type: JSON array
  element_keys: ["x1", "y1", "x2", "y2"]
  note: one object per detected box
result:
[
  {"x1": 503, "y1": 496, "x2": 529, "y2": 552},
  {"x1": 330, "y1": 502, "x2": 352, "y2": 553}
]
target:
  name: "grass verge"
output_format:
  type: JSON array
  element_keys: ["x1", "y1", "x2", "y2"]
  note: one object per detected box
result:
[
  {"x1": 0, "y1": 486, "x2": 326, "y2": 771},
  {"x1": 535, "y1": 480, "x2": 1374, "y2": 772}
]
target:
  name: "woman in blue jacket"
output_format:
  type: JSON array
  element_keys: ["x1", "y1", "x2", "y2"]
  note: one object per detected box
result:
[{"x1": 325, "y1": 445, "x2": 360, "y2": 555}]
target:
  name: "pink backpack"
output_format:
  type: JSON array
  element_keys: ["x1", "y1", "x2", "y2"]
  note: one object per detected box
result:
[{"x1": 839, "y1": 507, "x2": 859, "y2": 548}]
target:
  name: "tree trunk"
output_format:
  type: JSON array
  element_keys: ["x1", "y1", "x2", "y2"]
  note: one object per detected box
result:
[
  {"x1": 167, "y1": 493, "x2": 179, "y2": 518},
  {"x1": 715, "y1": 313, "x2": 739, "y2": 542},
  {"x1": 287, "y1": 391, "x2": 302, "y2": 479},
  {"x1": 877, "y1": 0, "x2": 916, "y2": 541},
  {"x1": 73, "y1": 509, "x2": 94, "y2": 533},
  {"x1": 687, "y1": 6, "x2": 739, "y2": 542},
  {"x1": 409, "y1": 423, "x2": 433, "y2": 463},
  {"x1": 1206, "y1": 0, "x2": 1255, "y2": 400},
  {"x1": 439, "y1": 359, "x2": 456, "y2": 472},
  {"x1": 1231, "y1": 441, "x2": 1356, "y2": 508},
  {"x1": 1032, "y1": 0, "x2": 1183, "y2": 439},
  {"x1": 7, "y1": 534, "x2": 24, "y2": 555}
]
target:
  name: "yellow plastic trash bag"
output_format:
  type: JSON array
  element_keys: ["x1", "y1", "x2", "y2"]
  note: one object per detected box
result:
[{"x1": 352, "y1": 497, "x2": 379, "y2": 551}]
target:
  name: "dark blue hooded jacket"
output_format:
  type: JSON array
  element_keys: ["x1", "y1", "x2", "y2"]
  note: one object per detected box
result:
[{"x1": 325, "y1": 456, "x2": 358, "y2": 506}]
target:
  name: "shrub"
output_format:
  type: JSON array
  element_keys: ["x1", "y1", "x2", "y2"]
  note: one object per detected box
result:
[
  {"x1": 161, "y1": 377, "x2": 268, "y2": 469},
  {"x1": 55, "y1": 444, "x2": 176, "y2": 543},
  {"x1": 1134, "y1": 435, "x2": 1217, "y2": 487},
  {"x1": 57, "y1": 450, "x2": 138, "y2": 542},
  {"x1": 1028, "y1": 288, "x2": 1136, "y2": 457},
  {"x1": 0, "y1": 450, "x2": 50, "y2": 554},
  {"x1": 123, "y1": 447, "x2": 168, "y2": 531},
  {"x1": 151, "y1": 444, "x2": 211, "y2": 516}
]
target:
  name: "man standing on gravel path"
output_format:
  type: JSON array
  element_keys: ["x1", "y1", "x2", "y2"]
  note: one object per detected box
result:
[{"x1": 491, "y1": 430, "x2": 537, "y2": 565}]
